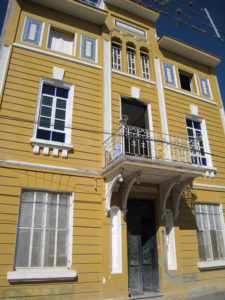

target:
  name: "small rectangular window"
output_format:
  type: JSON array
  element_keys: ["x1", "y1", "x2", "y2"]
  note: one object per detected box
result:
[
  {"x1": 199, "y1": 76, "x2": 211, "y2": 98},
  {"x1": 140, "y1": 51, "x2": 150, "y2": 79},
  {"x1": 163, "y1": 62, "x2": 176, "y2": 86},
  {"x1": 47, "y1": 27, "x2": 75, "y2": 56},
  {"x1": 127, "y1": 46, "x2": 136, "y2": 75},
  {"x1": 112, "y1": 41, "x2": 122, "y2": 70},
  {"x1": 195, "y1": 203, "x2": 225, "y2": 262},
  {"x1": 179, "y1": 69, "x2": 194, "y2": 92},
  {"x1": 81, "y1": 35, "x2": 97, "y2": 62},
  {"x1": 22, "y1": 17, "x2": 44, "y2": 46},
  {"x1": 15, "y1": 189, "x2": 73, "y2": 269}
]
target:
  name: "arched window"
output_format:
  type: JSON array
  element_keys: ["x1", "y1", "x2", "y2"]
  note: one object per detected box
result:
[
  {"x1": 140, "y1": 47, "x2": 150, "y2": 79},
  {"x1": 126, "y1": 43, "x2": 136, "y2": 74},
  {"x1": 112, "y1": 38, "x2": 122, "y2": 70},
  {"x1": 110, "y1": 206, "x2": 122, "y2": 273}
]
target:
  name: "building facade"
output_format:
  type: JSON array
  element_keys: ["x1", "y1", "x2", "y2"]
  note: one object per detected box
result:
[{"x1": 0, "y1": 0, "x2": 225, "y2": 299}]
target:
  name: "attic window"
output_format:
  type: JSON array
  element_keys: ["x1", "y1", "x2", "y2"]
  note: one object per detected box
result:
[{"x1": 179, "y1": 69, "x2": 194, "y2": 92}]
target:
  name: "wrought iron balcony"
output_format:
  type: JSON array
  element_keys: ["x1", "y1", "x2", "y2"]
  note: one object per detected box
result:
[{"x1": 103, "y1": 124, "x2": 204, "y2": 167}]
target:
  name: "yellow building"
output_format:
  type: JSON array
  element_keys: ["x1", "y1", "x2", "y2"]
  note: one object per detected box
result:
[{"x1": 0, "y1": 0, "x2": 225, "y2": 299}]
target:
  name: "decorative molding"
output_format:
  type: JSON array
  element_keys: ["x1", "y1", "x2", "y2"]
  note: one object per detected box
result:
[
  {"x1": 13, "y1": 43, "x2": 102, "y2": 70},
  {"x1": 160, "y1": 176, "x2": 180, "y2": 219},
  {"x1": 131, "y1": 87, "x2": 140, "y2": 98},
  {"x1": 173, "y1": 178, "x2": 193, "y2": 219},
  {"x1": 115, "y1": 19, "x2": 146, "y2": 37},
  {"x1": 198, "y1": 260, "x2": 225, "y2": 270},
  {"x1": 190, "y1": 104, "x2": 198, "y2": 116},
  {"x1": 112, "y1": 69, "x2": 156, "y2": 85},
  {"x1": 53, "y1": 66, "x2": 65, "y2": 80},
  {"x1": 164, "y1": 85, "x2": 217, "y2": 106},
  {"x1": 122, "y1": 172, "x2": 141, "y2": 217},
  {"x1": 193, "y1": 183, "x2": 225, "y2": 190}
]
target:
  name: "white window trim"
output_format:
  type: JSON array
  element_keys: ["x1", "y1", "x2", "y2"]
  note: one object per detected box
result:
[
  {"x1": 162, "y1": 62, "x2": 177, "y2": 88},
  {"x1": 21, "y1": 16, "x2": 45, "y2": 47},
  {"x1": 110, "y1": 206, "x2": 122, "y2": 274},
  {"x1": 185, "y1": 114, "x2": 213, "y2": 168},
  {"x1": 46, "y1": 24, "x2": 77, "y2": 56},
  {"x1": 0, "y1": 44, "x2": 11, "y2": 97},
  {"x1": 7, "y1": 189, "x2": 75, "y2": 282},
  {"x1": 80, "y1": 34, "x2": 98, "y2": 63},
  {"x1": 30, "y1": 77, "x2": 74, "y2": 157}
]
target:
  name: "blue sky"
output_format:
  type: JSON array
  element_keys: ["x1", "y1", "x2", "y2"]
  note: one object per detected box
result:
[{"x1": 0, "y1": 0, "x2": 225, "y2": 107}]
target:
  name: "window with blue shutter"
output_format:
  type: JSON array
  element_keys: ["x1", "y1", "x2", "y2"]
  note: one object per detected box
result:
[
  {"x1": 81, "y1": 35, "x2": 97, "y2": 62},
  {"x1": 22, "y1": 17, "x2": 43, "y2": 46},
  {"x1": 163, "y1": 62, "x2": 176, "y2": 86},
  {"x1": 199, "y1": 76, "x2": 211, "y2": 98}
]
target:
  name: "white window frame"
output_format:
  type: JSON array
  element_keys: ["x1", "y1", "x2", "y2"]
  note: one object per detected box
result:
[
  {"x1": 46, "y1": 25, "x2": 77, "y2": 56},
  {"x1": 185, "y1": 114, "x2": 213, "y2": 168},
  {"x1": 21, "y1": 16, "x2": 44, "y2": 46},
  {"x1": 195, "y1": 203, "x2": 225, "y2": 270},
  {"x1": 165, "y1": 209, "x2": 177, "y2": 270},
  {"x1": 199, "y1": 75, "x2": 212, "y2": 99},
  {"x1": 80, "y1": 34, "x2": 98, "y2": 63},
  {"x1": 178, "y1": 68, "x2": 195, "y2": 93},
  {"x1": 7, "y1": 188, "x2": 76, "y2": 282},
  {"x1": 140, "y1": 50, "x2": 150, "y2": 79},
  {"x1": 110, "y1": 206, "x2": 122, "y2": 274},
  {"x1": 162, "y1": 62, "x2": 177, "y2": 87},
  {"x1": 126, "y1": 45, "x2": 136, "y2": 75},
  {"x1": 30, "y1": 77, "x2": 74, "y2": 154},
  {"x1": 112, "y1": 41, "x2": 122, "y2": 70}
]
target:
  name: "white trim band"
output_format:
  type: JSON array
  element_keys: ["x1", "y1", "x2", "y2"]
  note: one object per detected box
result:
[
  {"x1": 112, "y1": 69, "x2": 156, "y2": 85},
  {"x1": 193, "y1": 183, "x2": 225, "y2": 190},
  {"x1": 198, "y1": 260, "x2": 225, "y2": 270},
  {"x1": 13, "y1": 43, "x2": 102, "y2": 70}
]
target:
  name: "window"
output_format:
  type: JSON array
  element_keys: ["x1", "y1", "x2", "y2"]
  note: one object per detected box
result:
[
  {"x1": 179, "y1": 69, "x2": 194, "y2": 92},
  {"x1": 140, "y1": 50, "x2": 150, "y2": 79},
  {"x1": 112, "y1": 40, "x2": 122, "y2": 70},
  {"x1": 81, "y1": 35, "x2": 97, "y2": 62},
  {"x1": 199, "y1": 76, "x2": 211, "y2": 98},
  {"x1": 47, "y1": 27, "x2": 75, "y2": 56},
  {"x1": 14, "y1": 190, "x2": 73, "y2": 269},
  {"x1": 110, "y1": 206, "x2": 122, "y2": 273},
  {"x1": 126, "y1": 44, "x2": 136, "y2": 75},
  {"x1": 195, "y1": 203, "x2": 225, "y2": 263},
  {"x1": 22, "y1": 17, "x2": 44, "y2": 46},
  {"x1": 163, "y1": 62, "x2": 176, "y2": 86},
  {"x1": 186, "y1": 117, "x2": 207, "y2": 166},
  {"x1": 33, "y1": 78, "x2": 74, "y2": 145}
]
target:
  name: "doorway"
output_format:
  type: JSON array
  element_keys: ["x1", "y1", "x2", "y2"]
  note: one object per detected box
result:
[{"x1": 127, "y1": 198, "x2": 159, "y2": 296}]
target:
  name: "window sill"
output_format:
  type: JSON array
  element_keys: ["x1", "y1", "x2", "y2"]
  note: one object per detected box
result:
[
  {"x1": 7, "y1": 268, "x2": 77, "y2": 283},
  {"x1": 30, "y1": 138, "x2": 73, "y2": 158},
  {"x1": 198, "y1": 260, "x2": 225, "y2": 270}
]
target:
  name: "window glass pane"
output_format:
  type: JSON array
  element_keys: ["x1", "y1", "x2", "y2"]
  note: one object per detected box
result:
[
  {"x1": 56, "y1": 87, "x2": 69, "y2": 99},
  {"x1": 54, "y1": 120, "x2": 65, "y2": 131},
  {"x1": 41, "y1": 106, "x2": 52, "y2": 117},
  {"x1": 15, "y1": 229, "x2": 31, "y2": 267},
  {"x1": 48, "y1": 30, "x2": 73, "y2": 55},
  {"x1": 36, "y1": 129, "x2": 51, "y2": 140},
  {"x1": 204, "y1": 230, "x2": 213, "y2": 260},
  {"x1": 56, "y1": 230, "x2": 68, "y2": 266},
  {"x1": 42, "y1": 96, "x2": 53, "y2": 106},
  {"x1": 34, "y1": 192, "x2": 45, "y2": 228},
  {"x1": 217, "y1": 231, "x2": 225, "y2": 259},
  {"x1": 56, "y1": 99, "x2": 66, "y2": 109},
  {"x1": 46, "y1": 193, "x2": 57, "y2": 228},
  {"x1": 58, "y1": 194, "x2": 70, "y2": 229},
  {"x1": 42, "y1": 84, "x2": 55, "y2": 96},
  {"x1": 55, "y1": 109, "x2": 66, "y2": 120},
  {"x1": 20, "y1": 192, "x2": 34, "y2": 227},
  {"x1": 197, "y1": 231, "x2": 206, "y2": 261},
  {"x1": 194, "y1": 121, "x2": 201, "y2": 130},
  {"x1": 52, "y1": 131, "x2": 65, "y2": 142},
  {"x1": 40, "y1": 117, "x2": 51, "y2": 128},
  {"x1": 44, "y1": 229, "x2": 55, "y2": 267},
  {"x1": 186, "y1": 119, "x2": 192, "y2": 127},
  {"x1": 187, "y1": 129, "x2": 193, "y2": 137},
  {"x1": 210, "y1": 230, "x2": 219, "y2": 260},
  {"x1": 31, "y1": 229, "x2": 43, "y2": 267}
]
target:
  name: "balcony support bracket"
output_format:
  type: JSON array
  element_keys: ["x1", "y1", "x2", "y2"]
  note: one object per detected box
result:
[
  {"x1": 160, "y1": 176, "x2": 181, "y2": 219},
  {"x1": 173, "y1": 178, "x2": 194, "y2": 219},
  {"x1": 122, "y1": 172, "x2": 142, "y2": 217}
]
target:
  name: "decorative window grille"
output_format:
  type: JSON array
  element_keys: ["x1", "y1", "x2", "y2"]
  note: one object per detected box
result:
[
  {"x1": 140, "y1": 51, "x2": 150, "y2": 79},
  {"x1": 22, "y1": 17, "x2": 43, "y2": 46},
  {"x1": 199, "y1": 76, "x2": 211, "y2": 98},
  {"x1": 195, "y1": 203, "x2": 225, "y2": 261},
  {"x1": 112, "y1": 41, "x2": 122, "y2": 70},
  {"x1": 127, "y1": 46, "x2": 136, "y2": 75},
  {"x1": 15, "y1": 190, "x2": 73, "y2": 268},
  {"x1": 47, "y1": 28, "x2": 74, "y2": 55},
  {"x1": 186, "y1": 118, "x2": 207, "y2": 166}
]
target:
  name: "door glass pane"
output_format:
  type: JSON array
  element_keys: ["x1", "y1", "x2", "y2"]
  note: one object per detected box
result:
[
  {"x1": 55, "y1": 109, "x2": 66, "y2": 120},
  {"x1": 54, "y1": 120, "x2": 65, "y2": 131}
]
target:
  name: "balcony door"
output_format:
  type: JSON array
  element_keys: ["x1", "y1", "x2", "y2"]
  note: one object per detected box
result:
[
  {"x1": 121, "y1": 98, "x2": 150, "y2": 157},
  {"x1": 127, "y1": 199, "x2": 159, "y2": 296}
]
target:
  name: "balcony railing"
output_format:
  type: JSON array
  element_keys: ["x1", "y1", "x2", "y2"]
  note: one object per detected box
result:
[{"x1": 103, "y1": 124, "x2": 203, "y2": 167}]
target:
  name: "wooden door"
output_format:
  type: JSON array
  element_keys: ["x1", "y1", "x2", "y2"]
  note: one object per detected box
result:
[{"x1": 127, "y1": 199, "x2": 159, "y2": 296}]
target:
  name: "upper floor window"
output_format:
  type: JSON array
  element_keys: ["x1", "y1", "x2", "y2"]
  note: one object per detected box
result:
[
  {"x1": 33, "y1": 78, "x2": 74, "y2": 145},
  {"x1": 186, "y1": 117, "x2": 207, "y2": 166},
  {"x1": 22, "y1": 17, "x2": 44, "y2": 46},
  {"x1": 81, "y1": 35, "x2": 97, "y2": 62},
  {"x1": 199, "y1": 76, "x2": 211, "y2": 98},
  {"x1": 126, "y1": 44, "x2": 136, "y2": 75},
  {"x1": 112, "y1": 40, "x2": 122, "y2": 70},
  {"x1": 162, "y1": 62, "x2": 176, "y2": 87},
  {"x1": 179, "y1": 69, "x2": 195, "y2": 93},
  {"x1": 140, "y1": 49, "x2": 150, "y2": 79},
  {"x1": 195, "y1": 203, "x2": 225, "y2": 263},
  {"x1": 47, "y1": 27, "x2": 75, "y2": 56}
]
